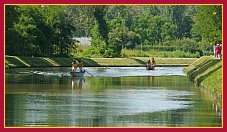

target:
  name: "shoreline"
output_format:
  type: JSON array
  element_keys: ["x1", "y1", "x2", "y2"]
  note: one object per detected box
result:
[
  {"x1": 184, "y1": 56, "x2": 222, "y2": 109},
  {"x1": 6, "y1": 64, "x2": 189, "y2": 69},
  {"x1": 5, "y1": 55, "x2": 197, "y2": 68}
]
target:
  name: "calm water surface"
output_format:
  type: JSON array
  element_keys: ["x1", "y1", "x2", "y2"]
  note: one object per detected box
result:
[{"x1": 5, "y1": 67, "x2": 222, "y2": 127}]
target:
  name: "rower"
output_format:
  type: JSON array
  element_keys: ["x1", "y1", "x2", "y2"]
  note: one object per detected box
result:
[
  {"x1": 71, "y1": 60, "x2": 78, "y2": 71},
  {"x1": 151, "y1": 58, "x2": 156, "y2": 68},
  {"x1": 146, "y1": 59, "x2": 152, "y2": 70},
  {"x1": 78, "y1": 60, "x2": 85, "y2": 72}
]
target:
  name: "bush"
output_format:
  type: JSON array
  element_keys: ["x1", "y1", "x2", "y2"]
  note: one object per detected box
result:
[
  {"x1": 163, "y1": 51, "x2": 200, "y2": 58},
  {"x1": 135, "y1": 38, "x2": 202, "y2": 54},
  {"x1": 135, "y1": 45, "x2": 182, "y2": 51},
  {"x1": 121, "y1": 49, "x2": 200, "y2": 58},
  {"x1": 76, "y1": 47, "x2": 102, "y2": 58},
  {"x1": 121, "y1": 49, "x2": 149, "y2": 57}
]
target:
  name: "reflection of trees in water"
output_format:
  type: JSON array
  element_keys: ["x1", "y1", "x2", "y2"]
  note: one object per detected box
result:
[
  {"x1": 113, "y1": 109, "x2": 188, "y2": 126},
  {"x1": 91, "y1": 94, "x2": 107, "y2": 126},
  {"x1": 6, "y1": 72, "x2": 222, "y2": 127},
  {"x1": 169, "y1": 109, "x2": 186, "y2": 126},
  {"x1": 71, "y1": 78, "x2": 108, "y2": 127}
]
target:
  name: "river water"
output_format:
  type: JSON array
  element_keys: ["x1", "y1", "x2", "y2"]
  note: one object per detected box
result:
[{"x1": 5, "y1": 67, "x2": 222, "y2": 127}]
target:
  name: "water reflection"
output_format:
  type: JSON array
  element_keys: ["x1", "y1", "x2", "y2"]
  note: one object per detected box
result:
[
  {"x1": 10, "y1": 67, "x2": 186, "y2": 77},
  {"x1": 5, "y1": 67, "x2": 222, "y2": 127},
  {"x1": 72, "y1": 77, "x2": 85, "y2": 90}
]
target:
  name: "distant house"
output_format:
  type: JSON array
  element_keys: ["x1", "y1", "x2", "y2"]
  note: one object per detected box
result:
[{"x1": 72, "y1": 37, "x2": 91, "y2": 46}]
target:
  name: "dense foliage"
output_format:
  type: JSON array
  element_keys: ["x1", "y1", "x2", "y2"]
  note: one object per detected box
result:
[{"x1": 5, "y1": 5, "x2": 222, "y2": 57}]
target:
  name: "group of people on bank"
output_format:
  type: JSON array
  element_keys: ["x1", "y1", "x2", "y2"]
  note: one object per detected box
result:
[{"x1": 214, "y1": 43, "x2": 222, "y2": 59}]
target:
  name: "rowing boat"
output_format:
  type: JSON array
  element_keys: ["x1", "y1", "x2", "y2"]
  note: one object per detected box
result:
[
  {"x1": 70, "y1": 70, "x2": 85, "y2": 77},
  {"x1": 146, "y1": 65, "x2": 155, "y2": 70}
]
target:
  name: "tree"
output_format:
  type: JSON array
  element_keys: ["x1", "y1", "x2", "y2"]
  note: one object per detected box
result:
[
  {"x1": 6, "y1": 6, "x2": 56, "y2": 56},
  {"x1": 161, "y1": 22, "x2": 177, "y2": 41},
  {"x1": 168, "y1": 6, "x2": 187, "y2": 39},
  {"x1": 5, "y1": 5, "x2": 22, "y2": 55},
  {"x1": 52, "y1": 9, "x2": 75, "y2": 56},
  {"x1": 12, "y1": 6, "x2": 51, "y2": 56},
  {"x1": 66, "y1": 6, "x2": 95, "y2": 37},
  {"x1": 192, "y1": 5, "x2": 222, "y2": 45},
  {"x1": 90, "y1": 23, "x2": 107, "y2": 55},
  {"x1": 181, "y1": 16, "x2": 193, "y2": 38},
  {"x1": 93, "y1": 6, "x2": 109, "y2": 47}
]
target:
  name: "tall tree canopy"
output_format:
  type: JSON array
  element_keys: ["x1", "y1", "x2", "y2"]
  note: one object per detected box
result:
[
  {"x1": 5, "y1": 5, "x2": 222, "y2": 57},
  {"x1": 192, "y1": 5, "x2": 222, "y2": 44}
]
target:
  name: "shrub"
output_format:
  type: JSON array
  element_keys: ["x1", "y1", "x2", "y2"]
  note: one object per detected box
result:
[
  {"x1": 121, "y1": 49, "x2": 200, "y2": 58},
  {"x1": 135, "y1": 38, "x2": 202, "y2": 54}
]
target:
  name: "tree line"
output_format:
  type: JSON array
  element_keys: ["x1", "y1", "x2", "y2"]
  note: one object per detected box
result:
[{"x1": 5, "y1": 5, "x2": 222, "y2": 57}]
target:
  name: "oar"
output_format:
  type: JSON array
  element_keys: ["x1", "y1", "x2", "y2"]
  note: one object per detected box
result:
[
  {"x1": 61, "y1": 69, "x2": 73, "y2": 77},
  {"x1": 61, "y1": 72, "x2": 68, "y2": 77},
  {"x1": 85, "y1": 70, "x2": 94, "y2": 77}
]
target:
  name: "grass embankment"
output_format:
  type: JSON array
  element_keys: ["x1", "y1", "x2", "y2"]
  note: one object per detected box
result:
[
  {"x1": 5, "y1": 55, "x2": 197, "y2": 68},
  {"x1": 184, "y1": 56, "x2": 222, "y2": 107}
]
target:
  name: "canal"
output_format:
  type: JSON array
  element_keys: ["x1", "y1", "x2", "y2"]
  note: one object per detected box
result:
[{"x1": 5, "y1": 67, "x2": 222, "y2": 127}]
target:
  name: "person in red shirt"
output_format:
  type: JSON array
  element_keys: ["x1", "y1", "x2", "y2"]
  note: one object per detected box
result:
[{"x1": 216, "y1": 44, "x2": 221, "y2": 58}]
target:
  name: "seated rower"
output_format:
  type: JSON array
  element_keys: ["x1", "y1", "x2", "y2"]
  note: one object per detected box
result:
[
  {"x1": 78, "y1": 60, "x2": 85, "y2": 72},
  {"x1": 71, "y1": 60, "x2": 78, "y2": 71},
  {"x1": 146, "y1": 59, "x2": 152, "y2": 70},
  {"x1": 151, "y1": 58, "x2": 156, "y2": 68},
  {"x1": 146, "y1": 58, "x2": 156, "y2": 70}
]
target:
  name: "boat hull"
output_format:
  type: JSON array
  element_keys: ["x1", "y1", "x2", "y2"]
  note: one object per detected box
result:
[
  {"x1": 70, "y1": 71, "x2": 85, "y2": 77},
  {"x1": 146, "y1": 65, "x2": 155, "y2": 70}
]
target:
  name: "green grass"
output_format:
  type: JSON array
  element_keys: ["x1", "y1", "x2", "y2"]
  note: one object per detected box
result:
[
  {"x1": 201, "y1": 68, "x2": 222, "y2": 104},
  {"x1": 184, "y1": 56, "x2": 221, "y2": 81},
  {"x1": 135, "y1": 57, "x2": 197, "y2": 66},
  {"x1": 184, "y1": 56, "x2": 216, "y2": 73},
  {"x1": 194, "y1": 61, "x2": 222, "y2": 86},
  {"x1": 184, "y1": 56, "x2": 222, "y2": 85},
  {"x1": 121, "y1": 49, "x2": 200, "y2": 58},
  {"x1": 184, "y1": 56, "x2": 222, "y2": 108},
  {"x1": 200, "y1": 67, "x2": 222, "y2": 108},
  {"x1": 5, "y1": 56, "x2": 30, "y2": 67},
  {"x1": 5, "y1": 55, "x2": 73, "y2": 68},
  {"x1": 5, "y1": 55, "x2": 198, "y2": 68}
]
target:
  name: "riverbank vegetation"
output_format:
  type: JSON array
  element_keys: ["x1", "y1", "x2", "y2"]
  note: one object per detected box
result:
[
  {"x1": 5, "y1": 55, "x2": 197, "y2": 68},
  {"x1": 6, "y1": 5, "x2": 222, "y2": 58},
  {"x1": 184, "y1": 56, "x2": 222, "y2": 107}
]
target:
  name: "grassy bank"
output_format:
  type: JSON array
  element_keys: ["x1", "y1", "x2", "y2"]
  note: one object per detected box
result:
[
  {"x1": 5, "y1": 55, "x2": 197, "y2": 68},
  {"x1": 184, "y1": 56, "x2": 222, "y2": 107}
]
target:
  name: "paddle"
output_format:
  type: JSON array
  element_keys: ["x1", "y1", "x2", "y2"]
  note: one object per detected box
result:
[
  {"x1": 85, "y1": 70, "x2": 94, "y2": 77},
  {"x1": 61, "y1": 69, "x2": 74, "y2": 77},
  {"x1": 61, "y1": 72, "x2": 68, "y2": 77}
]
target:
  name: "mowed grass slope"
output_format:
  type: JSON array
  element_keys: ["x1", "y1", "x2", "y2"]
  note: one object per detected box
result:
[
  {"x1": 5, "y1": 55, "x2": 197, "y2": 68},
  {"x1": 184, "y1": 56, "x2": 222, "y2": 107}
]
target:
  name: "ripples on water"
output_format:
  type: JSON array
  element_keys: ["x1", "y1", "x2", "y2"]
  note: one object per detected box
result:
[
  {"x1": 5, "y1": 67, "x2": 222, "y2": 127},
  {"x1": 17, "y1": 67, "x2": 186, "y2": 77}
]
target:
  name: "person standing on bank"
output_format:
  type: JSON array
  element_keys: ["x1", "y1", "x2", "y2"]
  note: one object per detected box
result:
[
  {"x1": 220, "y1": 44, "x2": 222, "y2": 59},
  {"x1": 216, "y1": 44, "x2": 221, "y2": 58},
  {"x1": 213, "y1": 43, "x2": 217, "y2": 57}
]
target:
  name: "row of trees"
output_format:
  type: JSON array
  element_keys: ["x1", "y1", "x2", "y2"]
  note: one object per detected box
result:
[
  {"x1": 5, "y1": 5, "x2": 222, "y2": 57},
  {"x1": 6, "y1": 6, "x2": 75, "y2": 56}
]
